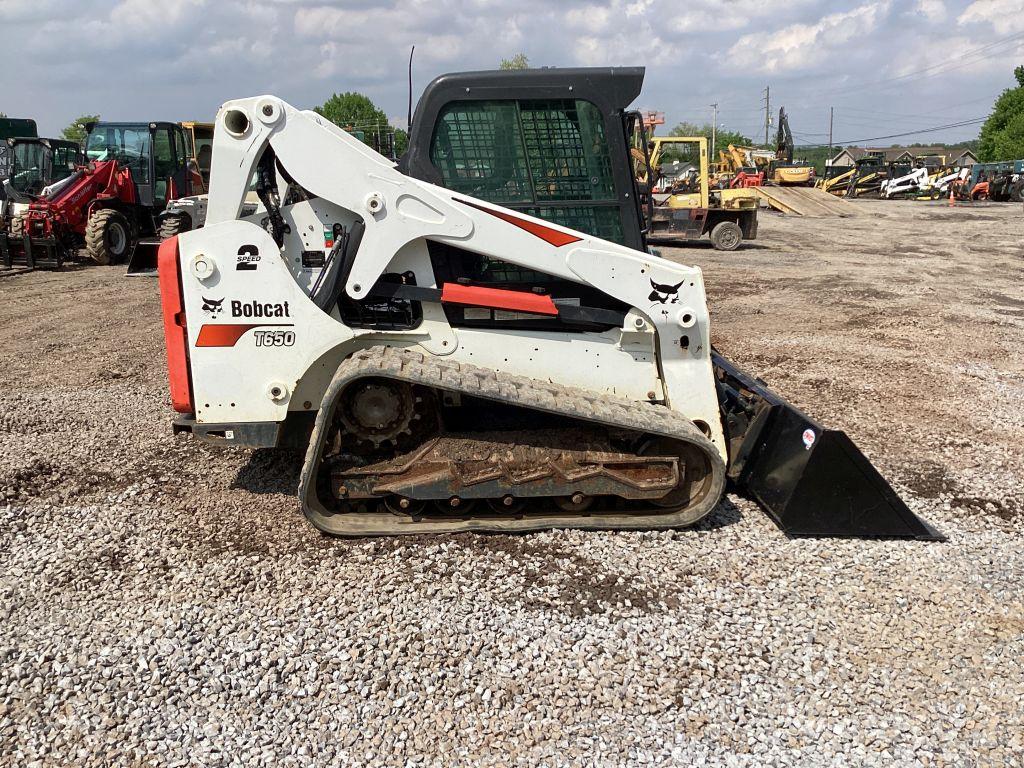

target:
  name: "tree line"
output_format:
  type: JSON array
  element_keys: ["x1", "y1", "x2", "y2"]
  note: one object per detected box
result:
[{"x1": 31, "y1": 59, "x2": 1024, "y2": 165}]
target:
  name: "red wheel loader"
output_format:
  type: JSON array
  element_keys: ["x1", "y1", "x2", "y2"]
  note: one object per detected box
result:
[{"x1": 0, "y1": 121, "x2": 197, "y2": 270}]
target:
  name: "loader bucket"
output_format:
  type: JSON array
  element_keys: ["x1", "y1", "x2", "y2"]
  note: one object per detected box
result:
[
  {"x1": 713, "y1": 351, "x2": 944, "y2": 540},
  {"x1": 125, "y1": 238, "x2": 160, "y2": 276}
]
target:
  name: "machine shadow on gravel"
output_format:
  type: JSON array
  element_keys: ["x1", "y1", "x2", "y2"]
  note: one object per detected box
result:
[
  {"x1": 693, "y1": 496, "x2": 743, "y2": 531},
  {"x1": 231, "y1": 448, "x2": 305, "y2": 495}
]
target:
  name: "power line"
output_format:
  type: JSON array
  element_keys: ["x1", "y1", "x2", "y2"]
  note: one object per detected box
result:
[
  {"x1": 801, "y1": 30, "x2": 1024, "y2": 100},
  {"x1": 795, "y1": 117, "x2": 988, "y2": 148},
  {"x1": 830, "y1": 95, "x2": 998, "y2": 120}
]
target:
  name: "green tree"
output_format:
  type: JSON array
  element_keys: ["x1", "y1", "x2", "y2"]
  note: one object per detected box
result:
[
  {"x1": 395, "y1": 128, "x2": 409, "y2": 156},
  {"x1": 62, "y1": 114, "x2": 99, "y2": 144},
  {"x1": 658, "y1": 122, "x2": 754, "y2": 165},
  {"x1": 668, "y1": 121, "x2": 753, "y2": 150},
  {"x1": 978, "y1": 65, "x2": 1024, "y2": 161},
  {"x1": 499, "y1": 53, "x2": 530, "y2": 70},
  {"x1": 315, "y1": 92, "x2": 403, "y2": 157}
]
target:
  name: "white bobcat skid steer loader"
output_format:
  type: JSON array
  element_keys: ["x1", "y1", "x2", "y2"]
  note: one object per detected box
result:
[
  {"x1": 880, "y1": 166, "x2": 930, "y2": 199},
  {"x1": 926, "y1": 167, "x2": 970, "y2": 199},
  {"x1": 159, "y1": 91, "x2": 941, "y2": 539}
]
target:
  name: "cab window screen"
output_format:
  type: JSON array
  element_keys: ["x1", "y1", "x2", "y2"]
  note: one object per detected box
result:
[
  {"x1": 86, "y1": 126, "x2": 150, "y2": 184},
  {"x1": 520, "y1": 99, "x2": 615, "y2": 202},
  {"x1": 428, "y1": 98, "x2": 622, "y2": 244},
  {"x1": 429, "y1": 102, "x2": 530, "y2": 203}
]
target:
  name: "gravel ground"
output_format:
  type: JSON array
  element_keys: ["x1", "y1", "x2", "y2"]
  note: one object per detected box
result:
[{"x1": 1, "y1": 199, "x2": 1022, "y2": 766}]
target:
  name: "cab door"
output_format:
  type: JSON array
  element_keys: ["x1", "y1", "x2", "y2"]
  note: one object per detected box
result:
[
  {"x1": 150, "y1": 125, "x2": 176, "y2": 211},
  {"x1": 171, "y1": 126, "x2": 194, "y2": 197}
]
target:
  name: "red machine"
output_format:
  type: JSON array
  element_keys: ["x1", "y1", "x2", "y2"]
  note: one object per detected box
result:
[
  {"x1": 730, "y1": 170, "x2": 764, "y2": 188},
  {"x1": 13, "y1": 160, "x2": 134, "y2": 267},
  {"x1": 1, "y1": 121, "x2": 195, "y2": 269}
]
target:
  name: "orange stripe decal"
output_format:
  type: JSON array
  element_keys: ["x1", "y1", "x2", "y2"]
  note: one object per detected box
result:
[{"x1": 457, "y1": 199, "x2": 583, "y2": 247}]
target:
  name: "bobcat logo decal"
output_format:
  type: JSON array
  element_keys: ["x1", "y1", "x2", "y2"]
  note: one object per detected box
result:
[
  {"x1": 202, "y1": 297, "x2": 225, "y2": 316},
  {"x1": 648, "y1": 278, "x2": 684, "y2": 305}
]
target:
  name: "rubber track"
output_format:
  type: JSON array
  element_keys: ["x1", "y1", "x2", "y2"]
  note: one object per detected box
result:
[{"x1": 299, "y1": 346, "x2": 727, "y2": 536}]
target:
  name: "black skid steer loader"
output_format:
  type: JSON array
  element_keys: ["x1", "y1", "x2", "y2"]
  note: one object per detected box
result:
[{"x1": 399, "y1": 67, "x2": 940, "y2": 540}]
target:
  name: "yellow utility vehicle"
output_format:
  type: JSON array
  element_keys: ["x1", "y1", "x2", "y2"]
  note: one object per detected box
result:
[{"x1": 639, "y1": 136, "x2": 758, "y2": 250}]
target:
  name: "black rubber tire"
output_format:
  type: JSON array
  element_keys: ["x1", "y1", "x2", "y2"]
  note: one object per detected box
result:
[
  {"x1": 1012, "y1": 179, "x2": 1024, "y2": 204},
  {"x1": 85, "y1": 209, "x2": 131, "y2": 265},
  {"x1": 9, "y1": 215, "x2": 24, "y2": 239},
  {"x1": 709, "y1": 220, "x2": 742, "y2": 251},
  {"x1": 158, "y1": 214, "x2": 191, "y2": 241}
]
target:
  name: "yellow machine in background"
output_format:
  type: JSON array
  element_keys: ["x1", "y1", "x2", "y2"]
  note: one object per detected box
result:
[
  {"x1": 772, "y1": 164, "x2": 814, "y2": 185},
  {"x1": 817, "y1": 167, "x2": 856, "y2": 196},
  {"x1": 717, "y1": 144, "x2": 774, "y2": 175},
  {"x1": 179, "y1": 121, "x2": 214, "y2": 192},
  {"x1": 637, "y1": 136, "x2": 759, "y2": 250}
]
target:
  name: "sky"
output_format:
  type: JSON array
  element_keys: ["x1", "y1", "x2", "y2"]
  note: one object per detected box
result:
[{"x1": 2, "y1": 0, "x2": 1022, "y2": 150}]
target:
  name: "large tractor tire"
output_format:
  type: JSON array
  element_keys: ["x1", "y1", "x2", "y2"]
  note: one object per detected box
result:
[
  {"x1": 709, "y1": 220, "x2": 742, "y2": 251},
  {"x1": 158, "y1": 213, "x2": 191, "y2": 241},
  {"x1": 1012, "y1": 179, "x2": 1024, "y2": 203},
  {"x1": 85, "y1": 209, "x2": 131, "y2": 265}
]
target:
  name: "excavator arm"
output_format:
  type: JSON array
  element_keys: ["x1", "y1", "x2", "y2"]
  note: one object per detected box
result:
[{"x1": 775, "y1": 107, "x2": 794, "y2": 163}]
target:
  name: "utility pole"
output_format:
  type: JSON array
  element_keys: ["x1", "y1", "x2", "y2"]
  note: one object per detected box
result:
[
  {"x1": 827, "y1": 106, "x2": 834, "y2": 166},
  {"x1": 763, "y1": 86, "x2": 770, "y2": 147},
  {"x1": 710, "y1": 103, "x2": 718, "y2": 161}
]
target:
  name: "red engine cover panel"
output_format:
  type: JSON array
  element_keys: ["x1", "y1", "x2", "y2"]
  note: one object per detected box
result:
[{"x1": 157, "y1": 237, "x2": 194, "y2": 413}]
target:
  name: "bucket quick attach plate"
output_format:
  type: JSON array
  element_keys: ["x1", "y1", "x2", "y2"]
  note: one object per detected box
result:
[{"x1": 714, "y1": 351, "x2": 944, "y2": 541}]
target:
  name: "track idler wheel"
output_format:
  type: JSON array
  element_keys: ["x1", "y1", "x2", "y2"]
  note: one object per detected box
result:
[
  {"x1": 384, "y1": 496, "x2": 426, "y2": 516},
  {"x1": 641, "y1": 437, "x2": 717, "y2": 523},
  {"x1": 486, "y1": 495, "x2": 527, "y2": 514},
  {"x1": 554, "y1": 492, "x2": 594, "y2": 513},
  {"x1": 435, "y1": 497, "x2": 478, "y2": 515}
]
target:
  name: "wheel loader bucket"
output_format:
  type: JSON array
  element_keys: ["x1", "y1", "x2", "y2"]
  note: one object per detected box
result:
[
  {"x1": 714, "y1": 352, "x2": 944, "y2": 540},
  {"x1": 125, "y1": 238, "x2": 160, "y2": 276}
]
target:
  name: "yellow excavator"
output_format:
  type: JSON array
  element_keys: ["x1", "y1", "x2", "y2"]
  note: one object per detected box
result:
[{"x1": 771, "y1": 108, "x2": 814, "y2": 186}]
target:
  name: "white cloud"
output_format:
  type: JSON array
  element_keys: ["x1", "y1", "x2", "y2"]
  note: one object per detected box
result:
[
  {"x1": 726, "y1": 1, "x2": 891, "y2": 73},
  {"x1": 0, "y1": 0, "x2": 61, "y2": 21},
  {"x1": 110, "y1": 0, "x2": 205, "y2": 29},
  {"x1": 0, "y1": 0, "x2": 1009, "y2": 151},
  {"x1": 915, "y1": 0, "x2": 947, "y2": 21},
  {"x1": 565, "y1": 5, "x2": 614, "y2": 33},
  {"x1": 958, "y1": 0, "x2": 1024, "y2": 31}
]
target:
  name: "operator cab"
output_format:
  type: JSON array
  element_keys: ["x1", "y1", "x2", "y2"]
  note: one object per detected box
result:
[
  {"x1": 397, "y1": 68, "x2": 648, "y2": 329},
  {"x1": 84, "y1": 121, "x2": 193, "y2": 213},
  {"x1": 179, "y1": 121, "x2": 214, "y2": 192},
  {"x1": 5, "y1": 138, "x2": 83, "y2": 198}
]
